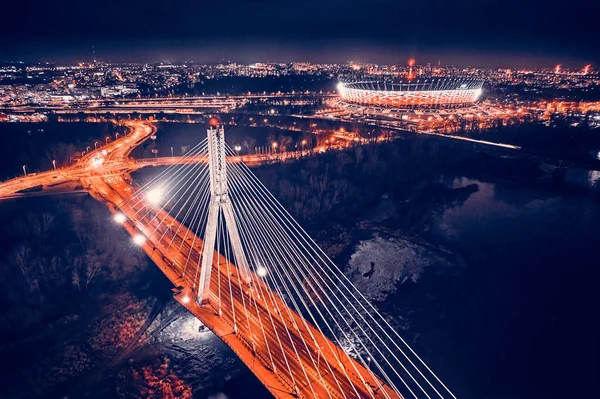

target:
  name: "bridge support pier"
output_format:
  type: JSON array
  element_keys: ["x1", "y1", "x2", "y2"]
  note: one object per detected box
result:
[{"x1": 198, "y1": 118, "x2": 252, "y2": 307}]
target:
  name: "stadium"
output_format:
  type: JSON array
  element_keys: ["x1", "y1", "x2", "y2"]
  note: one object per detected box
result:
[{"x1": 337, "y1": 78, "x2": 484, "y2": 109}]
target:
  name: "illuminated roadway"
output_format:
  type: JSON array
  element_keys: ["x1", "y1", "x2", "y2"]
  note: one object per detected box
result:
[
  {"x1": 2, "y1": 93, "x2": 339, "y2": 116},
  {"x1": 0, "y1": 121, "x2": 400, "y2": 399}
]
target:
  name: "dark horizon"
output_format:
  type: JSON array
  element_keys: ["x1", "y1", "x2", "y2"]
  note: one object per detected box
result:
[
  {"x1": 1, "y1": 0, "x2": 598, "y2": 69},
  {"x1": 0, "y1": 41, "x2": 594, "y2": 70}
]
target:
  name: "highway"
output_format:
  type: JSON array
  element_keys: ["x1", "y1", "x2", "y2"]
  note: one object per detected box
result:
[
  {"x1": 0, "y1": 121, "x2": 150, "y2": 199},
  {"x1": 0, "y1": 137, "x2": 324, "y2": 201}
]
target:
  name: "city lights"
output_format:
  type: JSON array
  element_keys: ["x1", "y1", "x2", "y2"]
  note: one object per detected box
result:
[{"x1": 0, "y1": 53, "x2": 597, "y2": 399}]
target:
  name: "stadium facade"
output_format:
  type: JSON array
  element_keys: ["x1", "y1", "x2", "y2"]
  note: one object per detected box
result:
[{"x1": 337, "y1": 79, "x2": 484, "y2": 109}]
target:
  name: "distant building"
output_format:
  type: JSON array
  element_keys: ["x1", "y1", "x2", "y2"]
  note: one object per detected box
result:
[
  {"x1": 338, "y1": 78, "x2": 483, "y2": 109},
  {"x1": 100, "y1": 84, "x2": 139, "y2": 97}
]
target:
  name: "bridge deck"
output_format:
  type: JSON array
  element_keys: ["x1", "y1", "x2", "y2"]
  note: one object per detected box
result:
[{"x1": 86, "y1": 173, "x2": 400, "y2": 399}]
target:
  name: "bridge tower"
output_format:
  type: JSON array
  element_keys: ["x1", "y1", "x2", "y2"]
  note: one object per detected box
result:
[{"x1": 198, "y1": 118, "x2": 252, "y2": 310}]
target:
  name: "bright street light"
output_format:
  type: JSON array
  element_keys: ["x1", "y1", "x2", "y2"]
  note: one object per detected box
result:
[
  {"x1": 91, "y1": 156, "x2": 104, "y2": 168},
  {"x1": 113, "y1": 212, "x2": 126, "y2": 224},
  {"x1": 132, "y1": 234, "x2": 146, "y2": 246},
  {"x1": 234, "y1": 145, "x2": 241, "y2": 156},
  {"x1": 181, "y1": 295, "x2": 191, "y2": 304},
  {"x1": 146, "y1": 187, "x2": 164, "y2": 205},
  {"x1": 257, "y1": 266, "x2": 268, "y2": 278}
]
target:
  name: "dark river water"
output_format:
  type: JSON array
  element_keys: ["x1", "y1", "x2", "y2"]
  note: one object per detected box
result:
[{"x1": 365, "y1": 175, "x2": 600, "y2": 399}]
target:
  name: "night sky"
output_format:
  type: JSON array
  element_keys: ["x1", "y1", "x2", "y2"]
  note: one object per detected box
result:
[{"x1": 1, "y1": 0, "x2": 598, "y2": 67}]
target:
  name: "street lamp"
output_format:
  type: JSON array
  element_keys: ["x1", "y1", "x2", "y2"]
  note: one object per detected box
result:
[
  {"x1": 105, "y1": 136, "x2": 110, "y2": 144},
  {"x1": 87, "y1": 146, "x2": 90, "y2": 152},
  {"x1": 234, "y1": 145, "x2": 241, "y2": 156},
  {"x1": 52, "y1": 160, "x2": 56, "y2": 170},
  {"x1": 256, "y1": 266, "x2": 268, "y2": 277},
  {"x1": 94, "y1": 141, "x2": 98, "y2": 150},
  {"x1": 146, "y1": 187, "x2": 163, "y2": 206},
  {"x1": 115, "y1": 133, "x2": 120, "y2": 139},
  {"x1": 113, "y1": 212, "x2": 126, "y2": 224},
  {"x1": 132, "y1": 234, "x2": 146, "y2": 246},
  {"x1": 22, "y1": 165, "x2": 27, "y2": 177},
  {"x1": 272, "y1": 142, "x2": 278, "y2": 154},
  {"x1": 170, "y1": 146, "x2": 174, "y2": 157}
]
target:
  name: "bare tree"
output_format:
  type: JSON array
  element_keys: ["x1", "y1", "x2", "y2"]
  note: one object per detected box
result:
[{"x1": 242, "y1": 137, "x2": 257, "y2": 154}]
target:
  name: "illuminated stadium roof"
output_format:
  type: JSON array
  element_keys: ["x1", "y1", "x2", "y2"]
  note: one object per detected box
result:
[{"x1": 338, "y1": 78, "x2": 484, "y2": 109}]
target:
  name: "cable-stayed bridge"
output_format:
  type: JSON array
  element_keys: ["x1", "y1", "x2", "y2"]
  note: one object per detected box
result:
[{"x1": 0, "y1": 120, "x2": 457, "y2": 399}]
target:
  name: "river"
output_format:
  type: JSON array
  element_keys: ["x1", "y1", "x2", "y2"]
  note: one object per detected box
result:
[{"x1": 349, "y1": 174, "x2": 599, "y2": 399}]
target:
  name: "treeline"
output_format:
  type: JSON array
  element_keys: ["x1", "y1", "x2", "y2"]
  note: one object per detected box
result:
[
  {"x1": 254, "y1": 135, "x2": 509, "y2": 228},
  {"x1": 476, "y1": 120, "x2": 600, "y2": 159},
  {"x1": 257, "y1": 138, "x2": 464, "y2": 225},
  {"x1": 0, "y1": 198, "x2": 148, "y2": 340}
]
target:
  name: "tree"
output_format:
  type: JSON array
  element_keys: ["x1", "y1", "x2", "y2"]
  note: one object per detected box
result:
[
  {"x1": 117, "y1": 358, "x2": 192, "y2": 399},
  {"x1": 279, "y1": 135, "x2": 293, "y2": 152},
  {"x1": 242, "y1": 137, "x2": 257, "y2": 154}
]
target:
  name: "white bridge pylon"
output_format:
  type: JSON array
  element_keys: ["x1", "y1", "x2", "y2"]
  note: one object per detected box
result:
[{"x1": 198, "y1": 118, "x2": 252, "y2": 305}]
